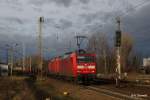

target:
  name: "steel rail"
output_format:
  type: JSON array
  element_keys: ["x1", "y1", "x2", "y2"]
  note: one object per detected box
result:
[{"x1": 86, "y1": 86, "x2": 146, "y2": 100}]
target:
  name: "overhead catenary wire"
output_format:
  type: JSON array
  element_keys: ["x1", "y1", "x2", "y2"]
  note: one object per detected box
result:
[
  {"x1": 115, "y1": 0, "x2": 150, "y2": 34},
  {"x1": 118, "y1": 0, "x2": 150, "y2": 18}
]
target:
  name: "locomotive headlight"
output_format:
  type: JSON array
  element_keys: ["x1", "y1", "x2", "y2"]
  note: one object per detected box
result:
[
  {"x1": 77, "y1": 65, "x2": 84, "y2": 69},
  {"x1": 88, "y1": 66, "x2": 95, "y2": 69}
]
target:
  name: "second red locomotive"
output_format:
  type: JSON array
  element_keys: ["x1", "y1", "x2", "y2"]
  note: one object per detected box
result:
[{"x1": 48, "y1": 50, "x2": 96, "y2": 83}]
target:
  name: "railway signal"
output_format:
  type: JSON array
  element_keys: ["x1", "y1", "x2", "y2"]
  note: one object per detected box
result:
[
  {"x1": 115, "y1": 17, "x2": 122, "y2": 87},
  {"x1": 115, "y1": 30, "x2": 122, "y2": 47}
]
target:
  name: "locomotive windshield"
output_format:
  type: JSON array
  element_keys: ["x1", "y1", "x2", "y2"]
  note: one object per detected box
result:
[{"x1": 77, "y1": 56, "x2": 95, "y2": 63}]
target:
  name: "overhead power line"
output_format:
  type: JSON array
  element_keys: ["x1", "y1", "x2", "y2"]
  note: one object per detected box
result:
[{"x1": 120, "y1": 0, "x2": 150, "y2": 17}]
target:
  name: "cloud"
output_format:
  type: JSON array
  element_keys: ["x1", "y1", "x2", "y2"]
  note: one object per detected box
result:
[
  {"x1": 79, "y1": 0, "x2": 90, "y2": 4},
  {"x1": 2, "y1": 0, "x2": 22, "y2": 6},
  {"x1": 115, "y1": 3, "x2": 150, "y2": 55},
  {"x1": 59, "y1": 19, "x2": 73, "y2": 29},
  {"x1": 28, "y1": 0, "x2": 51, "y2": 6},
  {"x1": 123, "y1": 3, "x2": 150, "y2": 36},
  {"x1": 28, "y1": 0, "x2": 73, "y2": 7},
  {"x1": 0, "y1": 0, "x2": 150, "y2": 57},
  {"x1": 1, "y1": 17, "x2": 25, "y2": 24},
  {"x1": 51, "y1": 0, "x2": 73, "y2": 7}
]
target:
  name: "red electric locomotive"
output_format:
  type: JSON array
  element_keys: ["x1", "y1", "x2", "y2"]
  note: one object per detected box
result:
[{"x1": 48, "y1": 50, "x2": 96, "y2": 83}]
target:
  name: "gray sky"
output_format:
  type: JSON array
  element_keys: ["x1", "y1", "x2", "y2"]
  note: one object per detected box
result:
[{"x1": 0, "y1": 0, "x2": 150, "y2": 58}]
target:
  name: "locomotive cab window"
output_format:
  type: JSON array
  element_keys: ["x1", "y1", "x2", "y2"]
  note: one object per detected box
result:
[{"x1": 77, "y1": 56, "x2": 95, "y2": 63}]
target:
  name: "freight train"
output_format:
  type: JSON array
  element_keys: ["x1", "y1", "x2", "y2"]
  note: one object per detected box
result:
[{"x1": 48, "y1": 50, "x2": 96, "y2": 83}]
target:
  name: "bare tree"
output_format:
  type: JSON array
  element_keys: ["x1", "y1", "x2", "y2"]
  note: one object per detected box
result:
[
  {"x1": 87, "y1": 32, "x2": 135, "y2": 74},
  {"x1": 87, "y1": 33, "x2": 113, "y2": 74},
  {"x1": 128, "y1": 51, "x2": 142, "y2": 72},
  {"x1": 121, "y1": 33, "x2": 134, "y2": 72},
  {"x1": 87, "y1": 35, "x2": 97, "y2": 53}
]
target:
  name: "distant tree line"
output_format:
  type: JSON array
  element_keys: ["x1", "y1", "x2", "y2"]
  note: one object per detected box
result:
[{"x1": 87, "y1": 32, "x2": 142, "y2": 74}]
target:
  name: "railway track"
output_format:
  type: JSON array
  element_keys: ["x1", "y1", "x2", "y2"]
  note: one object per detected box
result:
[
  {"x1": 85, "y1": 86, "x2": 147, "y2": 100},
  {"x1": 48, "y1": 75, "x2": 150, "y2": 99}
]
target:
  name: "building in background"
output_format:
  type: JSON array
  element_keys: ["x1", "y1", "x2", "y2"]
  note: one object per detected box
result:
[
  {"x1": 143, "y1": 58, "x2": 150, "y2": 74},
  {"x1": 143, "y1": 58, "x2": 150, "y2": 67},
  {"x1": 0, "y1": 63, "x2": 9, "y2": 76}
]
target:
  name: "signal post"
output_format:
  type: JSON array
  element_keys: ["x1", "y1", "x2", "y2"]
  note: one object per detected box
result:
[
  {"x1": 37, "y1": 17, "x2": 44, "y2": 80},
  {"x1": 115, "y1": 17, "x2": 122, "y2": 87}
]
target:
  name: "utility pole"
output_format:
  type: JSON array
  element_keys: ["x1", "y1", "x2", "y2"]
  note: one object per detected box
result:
[
  {"x1": 0, "y1": 50, "x2": 1, "y2": 62},
  {"x1": 69, "y1": 40, "x2": 72, "y2": 49},
  {"x1": 10, "y1": 47, "x2": 13, "y2": 76},
  {"x1": 56, "y1": 33, "x2": 59, "y2": 41},
  {"x1": 115, "y1": 17, "x2": 122, "y2": 87},
  {"x1": 6, "y1": 44, "x2": 17, "y2": 76},
  {"x1": 29, "y1": 56, "x2": 32, "y2": 73},
  {"x1": 22, "y1": 42, "x2": 25, "y2": 72},
  {"x1": 93, "y1": 39, "x2": 97, "y2": 52},
  {"x1": 103, "y1": 49, "x2": 107, "y2": 74},
  {"x1": 6, "y1": 48, "x2": 9, "y2": 64},
  {"x1": 38, "y1": 17, "x2": 44, "y2": 79}
]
